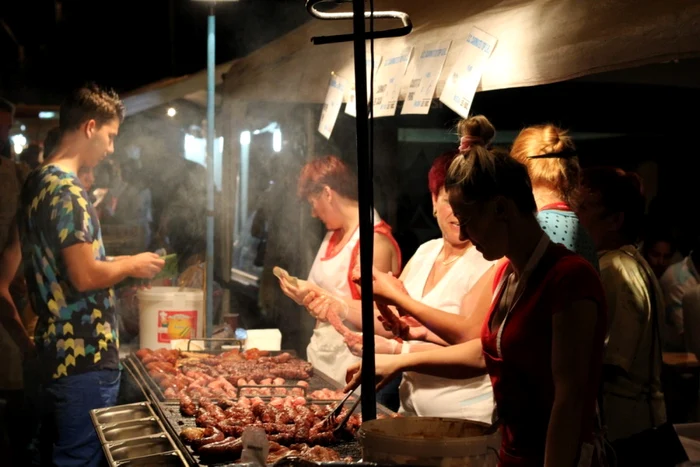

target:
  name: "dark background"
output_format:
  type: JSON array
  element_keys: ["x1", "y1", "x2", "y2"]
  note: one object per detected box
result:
[{"x1": 0, "y1": 0, "x2": 310, "y2": 103}]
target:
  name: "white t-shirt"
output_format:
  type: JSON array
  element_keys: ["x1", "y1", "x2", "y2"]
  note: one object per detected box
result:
[{"x1": 399, "y1": 239, "x2": 495, "y2": 423}]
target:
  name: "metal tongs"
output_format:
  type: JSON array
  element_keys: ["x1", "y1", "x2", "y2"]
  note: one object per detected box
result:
[
  {"x1": 305, "y1": 0, "x2": 412, "y2": 45},
  {"x1": 321, "y1": 386, "x2": 362, "y2": 435}
]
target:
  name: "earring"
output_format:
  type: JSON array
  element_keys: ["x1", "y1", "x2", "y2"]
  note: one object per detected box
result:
[{"x1": 433, "y1": 209, "x2": 437, "y2": 217}]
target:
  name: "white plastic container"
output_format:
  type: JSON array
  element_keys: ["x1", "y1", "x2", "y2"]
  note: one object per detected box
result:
[
  {"x1": 244, "y1": 329, "x2": 282, "y2": 352},
  {"x1": 137, "y1": 287, "x2": 204, "y2": 350},
  {"x1": 359, "y1": 417, "x2": 501, "y2": 466}
]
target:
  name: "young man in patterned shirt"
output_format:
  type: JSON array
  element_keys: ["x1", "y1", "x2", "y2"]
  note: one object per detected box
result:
[{"x1": 20, "y1": 83, "x2": 165, "y2": 467}]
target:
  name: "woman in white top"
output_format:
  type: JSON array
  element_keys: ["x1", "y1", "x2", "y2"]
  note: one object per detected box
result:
[
  {"x1": 279, "y1": 155, "x2": 401, "y2": 385},
  {"x1": 301, "y1": 151, "x2": 496, "y2": 423}
]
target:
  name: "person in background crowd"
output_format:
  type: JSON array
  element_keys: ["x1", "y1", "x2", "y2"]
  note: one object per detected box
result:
[
  {"x1": 20, "y1": 144, "x2": 43, "y2": 170},
  {"x1": 120, "y1": 158, "x2": 153, "y2": 249},
  {"x1": 643, "y1": 229, "x2": 678, "y2": 279},
  {"x1": 660, "y1": 238, "x2": 700, "y2": 352},
  {"x1": 0, "y1": 96, "x2": 35, "y2": 466},
  {"x1": 346, "y1": 146, "x2": 607, "y2": 467},
  {"x1": 98, "y1": 159, "x2": 153, "y2": 251},
  {"x1": 577, "y1": 167, "x2": 667, "y2": 447},
  {"x1": 19, "y1": 83, "x2": 164, "y2": 467},
  {"x1": 78, "y1": 166, "x2": 96, "y2": 193},
  {"x1": 0, "y1": 97, "x2": 14, "y2": 159},
  {"x1": 43, "y1": 127, "x2": 61, "y2": 162},
  {"x1": 278, "y1": 155, "x2": 402, "y2": 390},
  {"x1": 681, "y1": 283, "x2": 700, "y2": 360}
]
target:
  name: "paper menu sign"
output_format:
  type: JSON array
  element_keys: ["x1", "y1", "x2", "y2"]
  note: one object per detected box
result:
[
  {"x1": 401, "y1": 40, "x2": 451, "y2": 115},
  {"x1": 372, "y1": 47, "x2": 412, "y2": 118},
  {"x1": 345, "y1": 55, "x2": 382, "y2": 117},
  {"x1": 318, "y1": 73, "x2": 349, "y2": 139},
  {"x1": 439, "y1": 27, "x2": 497, "y2": 118}
]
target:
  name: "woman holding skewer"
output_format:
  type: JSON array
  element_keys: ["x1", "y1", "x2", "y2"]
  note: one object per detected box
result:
[
  {"x1": 345, "y1": 145, "x2": 608, "y2": 467},
  {"x1": 278, "y1": 155, "x2": 401, "y2": 387},
  {"x1": 300, "y1": 132, "x2": 498, "y2": 422}
]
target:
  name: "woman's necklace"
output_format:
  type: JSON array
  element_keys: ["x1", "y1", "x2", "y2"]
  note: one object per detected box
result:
[{"x1": 440, "y1": 247, "x2": 468, "y2": 265}]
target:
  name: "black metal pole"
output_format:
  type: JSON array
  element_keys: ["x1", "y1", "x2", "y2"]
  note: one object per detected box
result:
[{"x1": 351, "y1": 0, "x2": 376, "y2": 422}]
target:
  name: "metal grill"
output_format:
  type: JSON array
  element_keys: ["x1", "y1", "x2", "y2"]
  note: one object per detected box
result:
[
  {"x1": 156, "y1": 403, "x2": 365, "y2": 466},
  {"x1": 123, "y1": 354, "x2": 394, "y2": 466},
  {"x1": 127, "y1": 354, "x2": 361, "y2": 404}
]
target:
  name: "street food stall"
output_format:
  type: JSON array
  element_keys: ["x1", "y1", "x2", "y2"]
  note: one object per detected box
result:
[{"x1": 95, "y1": 0, "x2": 700, "y2": 465}]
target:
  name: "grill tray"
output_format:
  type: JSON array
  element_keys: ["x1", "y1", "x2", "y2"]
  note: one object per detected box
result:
[
  {"x1": 128, "y1": 353, "x2": 354, "y2": 404},
  {"x1": 156, "y1": 402, "x2": 367, "y2": 466},
  {"x1": 125, "y1": 352, "x2": 395, "y2": 466}
]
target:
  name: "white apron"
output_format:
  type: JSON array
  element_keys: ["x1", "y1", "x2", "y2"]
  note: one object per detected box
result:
[
  {"x1": 399, "y1": 239, "x2": 496, "y2": 424},
  {"x1": 306, "y1": 213, "x2": 385, "y2": 386}
]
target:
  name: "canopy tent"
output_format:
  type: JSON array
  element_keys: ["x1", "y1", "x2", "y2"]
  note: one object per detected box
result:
[
  {"x1": 121, "y1": 61, "x2": 232, "y2": 116},
  {"x1": 221, "y1": 0, "x2": 700, "y2": 102},
  {"x1": 214, "y1": 0, "x2": 700, "y2": 346}
]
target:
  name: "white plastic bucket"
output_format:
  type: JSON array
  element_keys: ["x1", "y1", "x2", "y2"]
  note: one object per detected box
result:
[
  {"x1": 137, "y1": 287, "x2": 204, "y2": 350},
  {"x1": 359, "y1": 417, "x2": 501, "y2": 466}
]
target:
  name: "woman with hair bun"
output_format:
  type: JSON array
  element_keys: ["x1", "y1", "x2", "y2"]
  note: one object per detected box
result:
[
  {"x1": 511, "y1": 124, "x2": 598, "y2": 268},
  {"x1": 278, "y1": 155, "x2": 401, "y2": 386},
  {"x1": 346, "y1": 145, "x2": 608, "y2": 467},
  {"x1": 356, "y1": 117, "x2": 600, "y2": 353}
]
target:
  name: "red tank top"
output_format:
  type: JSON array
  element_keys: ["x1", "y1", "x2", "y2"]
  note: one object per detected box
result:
[{"x1": 482, "y1": 243, "x2": 607, "y2": 466}]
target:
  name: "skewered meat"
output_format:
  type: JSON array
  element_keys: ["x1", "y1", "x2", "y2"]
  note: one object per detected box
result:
[
  {"x1": 136, "y1": 347, "x2": 313, "y2": 400},
  {"x1": 191, "y1": 426, "x2": 225, "y2": 451},
  {"x1": 377, "y1": 303, "x2": 410, "y2": 339},
  {"x1": 197, "y1": 436, "x2": 244, "y2": 460},
  {"x1": 180, "y1": 396, "x2": 362, "y2": 460},
  {"x1": 179, "y1": 394, "x2": 197, "y2": 416},
  {"x1": 267, "y1": 442, "x2": 350, "y2": 464},
  {"x1": 308, "y1": 388, "x2": 349, "y2": 400},
  {"x1": 179, "y1": 427, "x2": 206, "y2": 444}
]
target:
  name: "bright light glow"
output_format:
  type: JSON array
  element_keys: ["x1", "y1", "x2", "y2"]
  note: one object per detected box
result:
[
  {"x1": 11, "y1": 134, "x2": 27, "y2": 147},
  {"x1": 184, "y1": 134, "x2": 201, "y2": 159},
  {"x1": 240, "y1": 131, "x2": 251, "y2": 146},
  {"x1": 167, "y1": 107, "x2": 177, "y2": 117},
  {"x1": 20, "y1": 125, "x2": 26, "y2": 131},
  {"x1": 272, "y1": 128, "x2": 282, "y2": 153},
  {"x1": 12, "y1": 134, "x2": 26, "y2": 155},
  {"x1": 253, "y1": 130, "x2": 261, "y2": 135},
  {"x1": 38, "y1": 111, "x2": 56, "y2": 119},
  {"x1": 183, "y1": 134, "x2": 224, "y2": 191}
]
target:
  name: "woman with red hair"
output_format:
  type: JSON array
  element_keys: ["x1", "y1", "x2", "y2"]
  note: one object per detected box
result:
[
  {"x1": 299, "y1": 149, "x2": 497, "y2": 422},
  {"x1": 279, "y1": 155, "x2": 401, "y2": 386}
]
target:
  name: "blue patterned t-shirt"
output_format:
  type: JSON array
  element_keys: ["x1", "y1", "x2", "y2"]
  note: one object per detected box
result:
[
  {"x1": 20, "y1": 165, "x2": 119, "y2": 380},
  {"x1": 537, "y1": 209, "x2": 600, "y2": 271}
]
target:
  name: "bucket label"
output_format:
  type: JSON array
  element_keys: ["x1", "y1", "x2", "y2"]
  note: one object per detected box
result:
[{"x1": 157, "y1": 310, "x2": 198, "y2": 343}]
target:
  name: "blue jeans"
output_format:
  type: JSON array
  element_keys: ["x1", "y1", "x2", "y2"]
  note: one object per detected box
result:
[{"x1": 41, "y1": 370, "x2": 121, "y2": 467}]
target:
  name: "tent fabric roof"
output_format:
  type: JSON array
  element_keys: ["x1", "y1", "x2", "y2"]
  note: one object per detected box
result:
[
  {"x1": 122, "y1": 62, "x2": 231, "y2": 116},
  {"x1": 222, "y1": 0, "x2": 700, "y2": 103}
]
